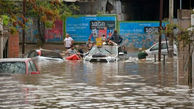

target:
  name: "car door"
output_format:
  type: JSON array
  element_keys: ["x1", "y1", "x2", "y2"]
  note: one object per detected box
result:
[{"x1": 161, "y1": 42, "x2": 168, "y2": 55}]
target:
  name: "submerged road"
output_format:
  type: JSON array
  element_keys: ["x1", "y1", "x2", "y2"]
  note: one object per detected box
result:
[{"x1": 0, "y1": 56, "x2": 194, "y2": 108}]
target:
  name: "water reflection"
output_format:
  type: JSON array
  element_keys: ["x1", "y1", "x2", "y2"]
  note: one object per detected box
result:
[{"x1": 0, "y1": 58, "x2": 194, "y2": 108}]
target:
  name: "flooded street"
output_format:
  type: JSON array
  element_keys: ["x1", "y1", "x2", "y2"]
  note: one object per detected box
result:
[{"x1": 0, "y1": 55, "x2": 194, "y2": 108}]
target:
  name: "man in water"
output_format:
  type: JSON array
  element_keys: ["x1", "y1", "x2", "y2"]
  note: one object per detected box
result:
[{"x1": 110, "y1": 30, "x2": 123, "y2": 45}]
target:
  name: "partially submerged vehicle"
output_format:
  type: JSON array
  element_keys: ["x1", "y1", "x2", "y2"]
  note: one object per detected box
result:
[
  {"x1": 26, "y1": 49, "x2": 64, "y2": 61},
  {"x1": 145, "y1": 41, "x2": 177, "y2": 56},
  {"x1": 84, "y1": 45, "x2": 118, "y2": 62},
  {"x1": 0, "y1": 58, "x2": 40, "y2": 75}
]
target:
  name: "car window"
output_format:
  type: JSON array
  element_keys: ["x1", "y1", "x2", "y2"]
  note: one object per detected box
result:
[
  {"x1": 0, "y1": 62, "x2": 26, "y2": 74},
  {"x1": 28, "y1": 51, "x2": 38, "y2": 58},
  {"x1": 41, "y1": 50, "x2": 62, "y2": 59},
  {"x1": 28, "y1": 51, "x2": 34, "y2": 58},
  {"x1": 150, "y1": 43, "x2": 158, "y2": 51},
  {"x1": 89, "y1": 45, "x2": 118, "y2": 56}
]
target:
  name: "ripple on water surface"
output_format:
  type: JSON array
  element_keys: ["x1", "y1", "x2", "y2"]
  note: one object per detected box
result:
[{"x1": 0, "y1": 60, "x2": 193, "y2": 108}]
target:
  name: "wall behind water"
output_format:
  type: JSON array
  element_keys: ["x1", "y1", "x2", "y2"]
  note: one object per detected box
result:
[
  {"x1": 45, "y1": 20, "x2": 63, "y2": 42},
  {"x1": 18, "y1": 18, "x2": 63, "y2": 43},
  {"x1": 66, "y1": 16, "x2": 168, "y2": 48},
  {"x1": 18, "y1": 18, "x2": 38, "y2": 43},
  {"x1": 19, "y1": 16, "x2": 169, "y2": 49},
  {"x1": 177, "y1": 9, "x2": 192, "y2": 85}
]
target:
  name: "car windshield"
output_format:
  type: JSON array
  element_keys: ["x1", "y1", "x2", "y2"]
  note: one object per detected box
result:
[
  {"x1": 89, "y1": 45, "x2": 118, "y2": 56},
  {"x1": 150, "y1": 43, "x2": 168, "y2": 51},
  {"x1": 41, "y1": 50, "x2": 62, "y2": 59},
  {"x1": 0, "y1": 62, "x2": 26, "y2": 74}
]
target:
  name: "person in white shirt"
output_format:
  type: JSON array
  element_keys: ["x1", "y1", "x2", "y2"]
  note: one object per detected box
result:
[{"x1": 64, "y1": 33, "x2": 74, "y2": 49}]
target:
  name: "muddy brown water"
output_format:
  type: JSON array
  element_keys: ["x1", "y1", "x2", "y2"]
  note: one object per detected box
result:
[{"x1": 0, "y1": 55, "x2": 194, "y2": 108}]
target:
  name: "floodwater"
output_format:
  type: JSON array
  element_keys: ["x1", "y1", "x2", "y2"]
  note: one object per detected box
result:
[{"x1": 0, "y1": 55, "x2": 194, "y2": 108}]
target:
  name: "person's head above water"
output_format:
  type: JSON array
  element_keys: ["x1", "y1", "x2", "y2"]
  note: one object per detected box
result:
[
  {"x1": 114, "y1": 30, "x2": 117, "y2": 34},
  {"x1": 66, "y1": 33, "x2": 70, "y2": 38}
]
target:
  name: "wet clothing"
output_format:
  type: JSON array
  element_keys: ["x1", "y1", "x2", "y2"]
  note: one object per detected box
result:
[
  {"x1": 110, "y1": 33, "x2": 123, "y2": 45},
  {"x1": 66, "y1": 49, "x2": 77, "y2": 55}
]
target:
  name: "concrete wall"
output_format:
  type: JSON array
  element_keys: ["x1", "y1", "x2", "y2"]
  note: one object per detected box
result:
[
  {"x1": 77, "y1": 0, "x2": 123, "y2": 20},
  {"x1": 177, "y1": 9, "x2": 192, "y2": 85},
  {"x1": 0, "y1": 29, "x2": 9, "y2": 58},
  {"x1": 193, "y1": 47, "x2": 194, "y2": 87},
  {"x1": 192, "y1": 12, "x2": 194, "y2": 87}
]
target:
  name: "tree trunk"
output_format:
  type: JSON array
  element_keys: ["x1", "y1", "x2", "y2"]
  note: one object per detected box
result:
[
  {"x1": 168, "y1": 33, "x2": 174, "y2": 57},
  {"x1": 37, "y1": 16, "x2": 45, "y2": 47},
  {"x1": 188, "y1": 44, "x2": 192, "y2": 86},
  {"x1": 168, "y1": 0, "x2": 174, "y2": 58}
]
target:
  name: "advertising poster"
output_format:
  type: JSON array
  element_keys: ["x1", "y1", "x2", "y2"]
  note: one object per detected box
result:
[
  {"x1": 119, "y1": 22, "x2": 167, "y2": 48},
  {"x1": 66, "y1": 16, "x2": 116, "y2": 42}
]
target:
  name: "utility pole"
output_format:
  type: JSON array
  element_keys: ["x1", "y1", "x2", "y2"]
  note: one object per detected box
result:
[
  {"x1": 22, "y1": 0, "x2": 26, "y2": 56},
  {"x1": 168, "y1": 0, "x2": 174, "y2": 58},
  {"x1": 180, "y1": 0, "x2": 182, "y2": 9},
  {"x1": 158, "y1": 0, "x2": 163, "y2": 62},
  {"x1": 0, "y1": 33, "x2": 3, "y2": 59}
]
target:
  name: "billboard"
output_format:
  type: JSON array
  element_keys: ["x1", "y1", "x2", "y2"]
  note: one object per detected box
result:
[
  {"x1": 65, "y1": 16, "x2": 116, "y2": 42},
  {"x1": 45, "y1": 20, "x2": 63, "y2": 42},
  {"x1": 119, "y1": 22, "x2": 167, "y2": 48}
]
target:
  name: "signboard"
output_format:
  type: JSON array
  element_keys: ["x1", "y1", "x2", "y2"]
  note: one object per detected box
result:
[
  {"x1": 144, "y1": 27, "x2": 159, "y2": 33},
  {"x1": 119, "y1": 22, "x2": 167, "y2": 48},
  {"x1": 66, "y1": 16, "x2": 116, "y2": 42},
  {"x1": 90, "y1": 21, "x2": 115, "y2": 30}
]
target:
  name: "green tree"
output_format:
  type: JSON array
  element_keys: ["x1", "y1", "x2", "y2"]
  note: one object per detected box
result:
[
  {"x1": 0, "y1": 0, "x2": 79, "y2": 46},
  {"x1": 27, "y1": 0, "x2": 78, "y2": 46}
]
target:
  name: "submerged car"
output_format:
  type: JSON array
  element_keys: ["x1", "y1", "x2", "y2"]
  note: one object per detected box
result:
[
  {"x1": 145, "y1": 41, "x2": 177, "y2": 56},
  {"x1": 26, "y1": 49, "x2": 64, "y2": 61},
  {"x1": 84, "y1": 45, "x2": 118, "y2": 62},
  {"x1": 0, "y1": 58, "x2": 40, "y2": 75}
]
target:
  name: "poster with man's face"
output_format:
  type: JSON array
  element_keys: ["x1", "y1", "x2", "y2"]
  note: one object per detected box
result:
[{"x1": 90, "y1": 21, "x2": 115, "y2": 38}]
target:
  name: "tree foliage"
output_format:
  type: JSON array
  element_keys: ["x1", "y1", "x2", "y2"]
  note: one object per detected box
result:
[
  {"x1": 0, "y1": 0, "x2": 79, "y2": 32},
  {"x1": 165, "y1": 23, "x2": 194, "y2": 47}
]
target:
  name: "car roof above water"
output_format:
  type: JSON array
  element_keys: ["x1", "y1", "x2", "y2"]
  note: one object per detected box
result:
[{"x1": 0, "y1": 58, "x2": 31, "y2": 62}]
